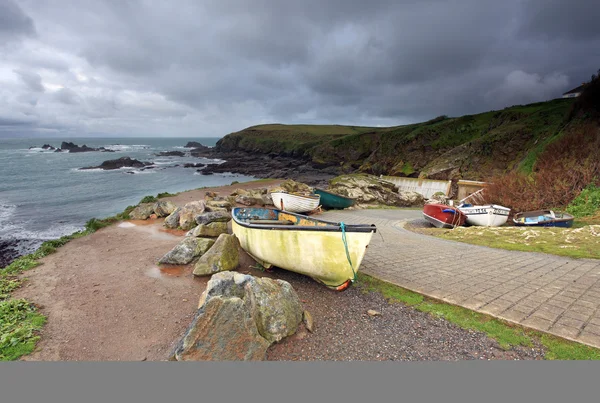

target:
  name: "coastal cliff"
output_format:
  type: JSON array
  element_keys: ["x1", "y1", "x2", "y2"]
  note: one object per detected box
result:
[{"x1": 214, "y1": 98, "x2": 580, "y2": 181}]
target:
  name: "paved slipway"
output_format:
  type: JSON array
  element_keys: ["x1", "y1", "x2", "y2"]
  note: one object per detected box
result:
[{"x1": 320, "y1": 209, "x2": 600, "y2": 349}]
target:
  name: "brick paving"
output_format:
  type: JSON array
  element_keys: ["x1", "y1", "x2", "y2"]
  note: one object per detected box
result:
[{"x1": 321, "y1": 209, "x2": 600, "y2": 349}]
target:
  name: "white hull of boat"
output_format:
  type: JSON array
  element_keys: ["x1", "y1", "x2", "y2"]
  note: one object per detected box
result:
[
  {"x1": 270, "y1": 192, "x2": 320, "y2": 213},
  {"x1": 232, "y1": 220, "x2": 374, "y2": 289},
  {"x1": 458, "y1": 204, "x2": 510, "y2": 227}
]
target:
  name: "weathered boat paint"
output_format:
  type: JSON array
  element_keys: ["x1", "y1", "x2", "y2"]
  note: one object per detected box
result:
[{"x1": 232, "y1": 207, "x2": 376, "y2": 289}]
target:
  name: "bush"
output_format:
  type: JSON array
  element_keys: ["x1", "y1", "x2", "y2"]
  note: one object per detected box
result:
[
  {"x1": 139, "y1": 195, "x2": 158, "y2": 204},
  {"x1": 484, "y1": 123, "x2": 600, "y2": 212},
  {"x1": 157, "y1": 192, "x2": 176, "y2": 199},
  {"x1": 567, "y1": 185, "x2": 600, "y2": 217}
]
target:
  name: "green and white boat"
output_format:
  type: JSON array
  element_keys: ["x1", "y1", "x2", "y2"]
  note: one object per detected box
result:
[
  {"x1": 313, "y1": 188, "x2": 356, "y2": 209},
  {"x1": 231, "y1": 207, "x2": 376, "y2": 290}
]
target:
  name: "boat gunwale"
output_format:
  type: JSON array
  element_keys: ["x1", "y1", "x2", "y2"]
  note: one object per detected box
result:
[
  {"x1": 269, "y1": 191, "x2": 321, "y2": 200},
  {"x1": 231, "y1": 207, "x2": 377, "y2": 233}
]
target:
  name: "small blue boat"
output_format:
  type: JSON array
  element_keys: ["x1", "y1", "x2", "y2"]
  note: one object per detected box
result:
[{"x1": 513, "y1": 210, "x2": 574, "y2": 228}]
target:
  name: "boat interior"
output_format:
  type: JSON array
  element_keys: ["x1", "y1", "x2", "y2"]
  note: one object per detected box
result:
[{"x1": 233, "y1": 207, "x2": 377, "y2": 232}]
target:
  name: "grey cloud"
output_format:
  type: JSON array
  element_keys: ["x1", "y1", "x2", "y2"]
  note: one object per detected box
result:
[
  {"x1": 1, "y1": 0, "x2": 600, "y2": 137},
  {"x1": 519, "y1": 0, "x2": 600, "y2": 41},
  {"x1": 14, "y1": 69, "x2": 44, "y2": 92},
  {"x1": 0, "y1": 0, "x2": 36, "y2": 43}
]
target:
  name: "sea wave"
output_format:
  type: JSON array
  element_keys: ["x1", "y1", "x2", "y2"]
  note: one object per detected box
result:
[
  {"x1": 0, "y1": 202, "x2": 17, "y2": 223},
  {"x1": 102, "y1": 144, "x2": 151, "y2": 151}
]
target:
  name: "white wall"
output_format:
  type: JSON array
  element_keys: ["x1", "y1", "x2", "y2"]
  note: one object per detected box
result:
[{"x1": 381, "y1": 176, "x2": 451, "y2": 198}]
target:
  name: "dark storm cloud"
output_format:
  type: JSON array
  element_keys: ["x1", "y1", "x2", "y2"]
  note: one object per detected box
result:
[
  {"x1": 0, "y1": 0, "x2": 36, "y2": 43},
  {"x1": 2, "y1": 0, "x2": 600, "y2": 137}
]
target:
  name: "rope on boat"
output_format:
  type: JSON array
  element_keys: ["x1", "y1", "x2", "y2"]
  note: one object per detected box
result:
[{"x1": 340, "y1": 222, "x2": 357, "y2": 283}]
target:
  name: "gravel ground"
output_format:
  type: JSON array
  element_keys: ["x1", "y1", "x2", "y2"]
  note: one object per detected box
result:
[{"x1": 265, "y1": 268, "x2": 546, "y2": 361}]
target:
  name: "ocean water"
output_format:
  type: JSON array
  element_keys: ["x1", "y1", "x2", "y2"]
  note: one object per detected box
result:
[{"x1": 0, "y1": 137, "x2": 254, "y2": 258}]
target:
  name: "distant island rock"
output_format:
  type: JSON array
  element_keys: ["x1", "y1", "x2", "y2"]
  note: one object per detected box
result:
[
  {"x1": 27, "y1": 142, "x2": 116, "y2": 153},
  {"x1": 155, "y1": 151, "x2": 185, "y2": 157},
  {"x1": 184, "y1": 141, "x2": 205, "y2": 148},
  {"x1": 80, "y1": 156, "x2": 152, "y2": 170}
]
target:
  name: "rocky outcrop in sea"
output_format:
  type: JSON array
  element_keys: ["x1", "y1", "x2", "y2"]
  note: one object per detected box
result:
[{"x1": 80, "y1": 156, "x2": 153, "y2": 170}]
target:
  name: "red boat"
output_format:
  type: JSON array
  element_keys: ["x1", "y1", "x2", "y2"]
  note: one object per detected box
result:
[{"x1": 422, "y1": 203, "x2": 467, "y2": 228}]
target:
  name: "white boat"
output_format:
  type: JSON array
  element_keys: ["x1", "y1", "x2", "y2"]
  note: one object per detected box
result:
[
  {"x1": 232, "y1": 207, "x2": 376, "y2": 290},
  {"x1": 270, "y1": 191, "x2": 320, "y2": 213},
  {"x1": 457, "y1": 204, "x2": 511, "y2": 227}
]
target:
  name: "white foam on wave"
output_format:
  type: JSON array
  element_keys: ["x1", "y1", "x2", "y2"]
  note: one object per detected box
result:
[
  {"x1": 123, "y1": 169, "x2": 157, "y2": 174},
  {"x1": 0, "y1": 220, "x2": 84, "y2": 242},
  {"x1": 102, "y1": 144, "x2": 151, "y2": 152},
  {"x1": 72, "y1": 167, "x2": 105, "y2": 173},
  {"x1": 0, "y1": 202, "x2": 17, "y2": 223}
]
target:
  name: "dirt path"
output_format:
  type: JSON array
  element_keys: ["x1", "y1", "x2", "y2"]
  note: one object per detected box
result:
[{"x1": 14, "y1": 180, "x2": 282, "y2": 361}]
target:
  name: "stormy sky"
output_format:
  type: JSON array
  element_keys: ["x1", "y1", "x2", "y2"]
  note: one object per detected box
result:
[{"x1": 1, "y1": 0, "x2": 599, "y2": 138}]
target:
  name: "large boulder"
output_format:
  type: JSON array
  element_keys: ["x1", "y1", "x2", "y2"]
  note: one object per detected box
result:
[
  {"x1": 193, "y1": 233, "x2": 240, "y2": 276},
  {"x1": 179, "y1": 201, "x2": 207, "y2": 230},
  {"x1": 195, "y1": 211, "x2": 231, "y2": 225},
  {"x1": 172, "y1": 296, "x2": 271, "y2": 361},
  {"x1": 128, "y1": 203, "x2": 155, "y2": 220},
  {"x1": 153, "y1": 200, "x2": 178, "y2": 217},
  {"x1": 158, "y1": 237, "x2": 215, "y2": 265},
  {"x1": 245, "y1": 277, "x2": 303, "y2": 343},
  {"x1": 327, "y1": 174, "x2": 405, "y2": 206},
  {"x1": 190, "y1": 222, "x2": 229, "y2": 237},
  {"x1": 172, "y1": 272, "x2": 304, "y2": 361},
  {"x1": 163, "y1": 207, "x2": 181, "y2": 229}
]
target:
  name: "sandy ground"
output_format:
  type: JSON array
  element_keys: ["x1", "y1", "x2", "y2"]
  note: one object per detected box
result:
[{"x1": 14, "y1": 179, "x2": 544, "y2": 361}]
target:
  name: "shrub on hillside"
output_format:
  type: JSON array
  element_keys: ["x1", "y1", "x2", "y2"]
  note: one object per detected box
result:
[
  {"x1": 484, "y1": 123, "x2": 600, "y2": 212},
  {"x1": 566, "y1": 185, "x2": 600, "y2": 217}
]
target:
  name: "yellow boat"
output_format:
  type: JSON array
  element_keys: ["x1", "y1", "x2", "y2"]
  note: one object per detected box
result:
[{"x1": 231, "y1": 207, "x2": 377, "y2": 290}]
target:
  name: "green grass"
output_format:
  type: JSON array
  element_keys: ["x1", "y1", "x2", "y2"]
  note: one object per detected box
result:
[
  {"x1": 567, "y1": 185, "x2": 600, "y2": 218},
  {"x1": 410, "y1": 223, "x2": 600, "y2": 260},
  {"x1": 357, "y1": 273, "x2": 600, "y2": 359},
  {"x1": 0, "y1": 299, "x2": 46, "y2": 361}
]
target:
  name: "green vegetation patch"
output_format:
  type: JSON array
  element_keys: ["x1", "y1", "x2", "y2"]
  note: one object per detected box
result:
[
  {"x1": 567, "y1": 185, "x2": 600, "y2": 218},
  {"x1": 357, "y1": 273, "x2": 600, "y2": 359},
  {"x1": 0, "y1": 299, "x2": 46, "y2": 361}
]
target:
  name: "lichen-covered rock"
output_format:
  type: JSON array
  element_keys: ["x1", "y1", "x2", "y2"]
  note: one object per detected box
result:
[
  {"x1": 235, "y1": 195, "x2": 264, "y2": 206},
  {"x1": 245, "y1": 277, "x2": 303, "y2": 343},
  {"x1": 153, "y1": 200, "x2": 178, "y2": 217},
  {"x1": 172, "y1": 271, "x2": 304, "y2": 361},
  {"x1": 270, "y1": 179, "x2": 312, "y2": 194},
  {"x1": 397, "y1": 191, "x2": 426, "y2": 207},
  {"x1": 197, "y1": 271, "x2": 253, "y2": 308},
  {"x1": 328, "y1": 174, "x2": 404, "y2": 206},
  {"x1": 191, "y1": 221, "x2": 228, "y2": 237},
  {"x1": 195, "y1": 211, "x2": 231, "y2": 226},
  {"x1": 193, "y1": 233, "x2": 240, "y2": 276},
  {"x1": 158, "y1": 237, "x2": 215, "y2": 265},
  {"x1": 261, "y1": 194, "x2": 274, "y2": 206},
  {"x1": 129, "y1": 203, "x2": 155, "y2": 220},
  {"x1": 179, "y1": 201, "x2": 207, "y2": 230},
  {"x1": 163, "y1": 207, "x2": 181, "y2": 229},
  {"x1": 172, "y1": 296, "x2": 270, "y2": 361},
  {"x1": 206, "y1": 200, "x2": 232, "y2": 210}
]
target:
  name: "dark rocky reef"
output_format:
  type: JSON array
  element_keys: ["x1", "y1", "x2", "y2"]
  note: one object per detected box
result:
[
  {"x1": 80, "y1": 156, "x2": 153, "y2": 170},
  {"x1": 155, "y1": 151, "x2": 185, "y2": 157}
]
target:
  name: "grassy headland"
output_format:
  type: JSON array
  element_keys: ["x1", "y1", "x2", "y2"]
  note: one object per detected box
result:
[{"x1": 215, "y1": 98, "x2": 576, "y2": 181}]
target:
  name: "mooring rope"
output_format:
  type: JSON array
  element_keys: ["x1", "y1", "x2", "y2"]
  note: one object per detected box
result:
[{"x1": 340, "y1": 222, "x2": 357, "y2": 283}]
